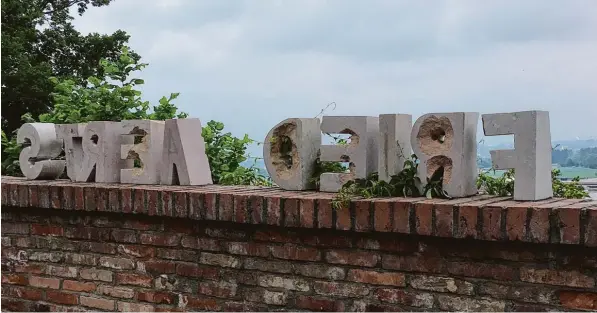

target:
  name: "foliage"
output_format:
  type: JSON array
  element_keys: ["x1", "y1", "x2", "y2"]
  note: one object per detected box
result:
[
  {"x1": 331, "y1": 154, "x2": 448, "y2": 210},
  {"x1": 1, "y1": 130, "x2": 22, "y2": 176},
  {"x1": 1, "y1": 0, "x2": 137, "y2": 135},
  {"x1": 477, "y1": 168, "x2": 588, "y2": 199}
]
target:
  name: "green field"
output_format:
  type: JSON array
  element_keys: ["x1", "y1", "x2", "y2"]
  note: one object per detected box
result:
[{"x1": 481, "y1": 166, "x2": 597, "y2": 179}]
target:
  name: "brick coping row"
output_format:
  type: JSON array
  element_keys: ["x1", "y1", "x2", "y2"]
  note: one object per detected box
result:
[{"x1": 1, "y1": 176, "x2": 596, "y2": 247}]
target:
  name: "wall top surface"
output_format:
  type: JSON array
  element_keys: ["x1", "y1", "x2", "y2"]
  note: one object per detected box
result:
[{"x1": 1, "y1": 176, "x2": 596, "y2": 247}]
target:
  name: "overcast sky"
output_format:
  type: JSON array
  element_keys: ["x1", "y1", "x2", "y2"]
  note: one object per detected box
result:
[{"x1": 73, "y1": 0, "x2": 597, "y2": 156}]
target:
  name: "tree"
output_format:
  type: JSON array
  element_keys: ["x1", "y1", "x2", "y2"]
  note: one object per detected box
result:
[{"x1": 1, "y1": 0, "x2": 138, "y2": 134}]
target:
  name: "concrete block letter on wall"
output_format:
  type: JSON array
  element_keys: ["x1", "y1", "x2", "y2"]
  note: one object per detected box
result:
[
  {"x1": 77, "y1": 121, "x2": 124, "y2": 183},
  {"x1": 121, "y1": 120, "x2": 165, "y2": 184},
  {"x1": 319, "y1": 116, "x2": 379, "y2": 192},
  {"x1": 411, "y1": 113, "x2": 479, "y2": 198},
  {"x1": 55, "y1": 123, "x2": 86, "y2": 181},
  {"x1": 263, "y1": 118, "x2": 321, "y2": 190},
  {"x1": 160, "y1": 118, "x2": 212, "y2": 186},
  {"x1": 378, "y1": 114, "x2": 412, "y2": 182},
  {"x1": 482, "y1": 111, "x2": 553, "y2": 201},
  {"x1": 17, "y1": 123, "x2": 65, "y2": 180}
]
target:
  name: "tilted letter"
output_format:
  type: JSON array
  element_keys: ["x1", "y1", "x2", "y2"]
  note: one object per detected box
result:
[
  {"x1": 17, "y1": 123, "x2": 64, "y2": 180},
  {"x1": 378, "y1": 114, "x2": 412, "y2": 182},
  {"x1": 55, "y1": 123, "x2": 86, "y2": 181},
  {"x1": 482, "y1": 111, "x2": 553, "y2": 200},
  {"x1": 263, "y1": 118, "x2": 321, "y2": 190},
  {"x1": 319, "y1": 116, "x2": 379, "y2": 192},
  {"x1": 121, "y1": 120, "x2": 165, "y2": 184},
  {"x1": 77, "y1": 121, "x2": 124, "y2": 182},
  {"x1": 160, "y1": 118, "x2": 212, "y2": 185},
  {"x1": 411, "y1": 112, "x2": 479, "y2": 198}
]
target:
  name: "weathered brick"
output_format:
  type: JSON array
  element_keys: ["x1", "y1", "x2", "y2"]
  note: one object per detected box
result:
[
  {"x1": 139, "y1": 232, "x2": 180, "y2": 246},
  {"x1": 144, "y1": 260, "x2": 176, "y2": 274},
  {"x1": 284, "y1": 198, "x2": 300, "y2": 227},
  {"x1": 80, "y1": 296, "x2": 115, "y2": 311},
  {"x1": 175, "y1": 262, "x2": 219, "y2": 279},
  {"x1": 137, "y1": 291, "x2": 176, "y2": 304},
  {"x1": 585, "y1": 208, "x2": 597, "y2": 247},
  {"x1": 117, "y1": 244, "x2": 155, "y2": 258},
  {"x1": 258, "y1": 274, "x2": 310, "y2": 291},
  {"x1": 29, "y1": 251, "x2": 63, "y2": 262},
  {"x1": 46, "y1": 290, "x2": 79, "y2": 305},
  {"x1": 335, "y1": 203, "x2": 351, "y2": 231},
  {"x1": 456, "y1": 205, "x2": 478, "y2": 238},
  {"x1": 294, "y1": 264, "x2": 346, "y2": 280},
  {"x1": 111, "y1": 229, "x2": 137, "y2": 243},
  {"x1": 478, "y1": 282, "x2": 553, "y2": 304},
  {"x1": 354, "y1": 200, "x2": 371, "y2": 232},
  {"x1": 557, "y1": 207, "x2": 581, "y2": 244},
  {"x1": 117, "y1": 302, "x2": 155, "y2": 312},
  {"x1": 317, "y1": 199, "x2": 333, "y2": 228},
  {"x1": 199, "y1": 281, "x2": 238, "y2": 298},
  {"x1": 80, "y1": 242, "x2": 117, "y2": 254},
  {"x1": 447, "y1": 261, "x2": 517, "y2": 280},
  {"x1": 294, "y1": 296, "x2": 343, "y2": 311},
  {"x1": 520, "y1": 267, "x2": 595, "y2": 288},
  {"x1": 558, "y1": 291, "x2": 597, "y2": 310},
  {"x1": 29, "y1": 276, "x2": 60, "y2": 289},
  {"x1": 64, "y1": 253, "x2": 97, "y2": 266},
  {"x1": 437, "y1": 295, "x2": 506, "y2": 311},
  {"x1": 226, "y1": 242, "x2": 270, "y2": 257},
  {"x1": 65, "y1": 226, "x2": 110, "y2": 240},
  {"x1": 46, "y1": 265, "x2": 78, "y2": 278},
  {"x1": 415, "y1": 202, "x2": 434, "y2": 235},
  {"x1": 266, "y1": 196, "x2": 282, "y2": 225},
  {"x1": 80, "y1": 268, "x2": 113, "y2": 282},
  {"x1": 313, "y1": 281, "x2": 369, "y2": 298},
  {"x1": 2, "y1": 286, "x2": 43, "y2": 301},
  {"x1": 2, "y1": 223, "x2": 30, "y2": 234},
  {"x1": 180, "y1": 236, "x2": 221, "y2": 251},
  {"x1": 98, "y1": 256, "x2": 135, "y2": 270},
  {"x1": 382, "y1": 255, "x2": 444, "y2": 273},
  {"x1": 2, "y1": 273, "x2": 28, "y2": 285},
  {"x1": 243, "y1": 258, "x2": 293, "y2": 274},
  {"x1": 115, "y1": 272, "x2": 153, "y2": 287},
  {"x1": 374, "y1": 201, "x2": 392, "y2": 232},
  {"x1": 271, "y1": 243, "x2": 320, "y2": 261},
  {"x1": 299, "y1": 198, "x2": 315, "y2": 228},
  {"x1": 482, "y1": 206, "x2": 504, "y2": 241},
  {"x1": 184, "y1": 296, "x2": 219, "y2": 311},
  {"x1": 14, "y1": 263, "x2": 45, "y2": 274},
  {"x1": 1, "y1": 236, "x2": 12, "y2": 247},
  {"x1": 529, "y1": 207, "x2": 551, "y2": 243},
  {"x1": 374, "y1": 289, "x2": 434, "y2": 308},
  {"x1": 250, "y1": 194, "x2": 264, "y2": 224},
  {"x1": 505, "y1": 206, "x2": 527, "y2": 241},
  {"x1": 63, "y1": 280, "x2": 96, "y2": 292},
  {"x1": 347, "y1": 269, "x2": 405, "y2": 286},
  {"x1": 393, "y1": 201, "x2": 413, "y2": 233},
  {"x1": 326, "y1": 250, "x2": 379, "y2": 267},
  {"x1": 219, "y1": 193, "x2": 234, "y2": 221},
  {"x1": 263, "y1": 290, "x2": 287, "y2": 305},
  {"x1": 96, "y1": 285, "x2": 135, "y2": 299},
  {"x1": 156, "y1": 248, "x2": 196, "y2": 261},
  {"x1": 254, "y1": 230, "x2": 299, "y2": 243},
  {"x1": 31, "y1": 224, "x2": 64, "y2": 236},
  {"x1": 200, "y1": 252, "x2": 241, "y2": 268},
  {"x1": 409, "y1": 275, "x2": 475, "y2": 295}
]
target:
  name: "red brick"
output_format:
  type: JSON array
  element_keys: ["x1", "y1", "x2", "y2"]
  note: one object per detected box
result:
[
  {"x1": 18, "y1": 184, "x2": 29, "y2": 207},
  {"x1": 313, "y1": 281, "x2": 369, "y2": 297},
  {"x1": 31, "y1": 224, "x2": 64, "y2": 236},
  {"x1": 520, "y1": 267, "x2": 595, "y2": 288},
  {"x1": 137, "y1": 291, "x2": 176, "y2": 304},
  {"x1": 199, "y1": 281, "x2": 238, "y2": 298},
  {"x1": 482, "y1": 206, "x2": 504, "y2": 241},
  {"x1": 204, "y1": 192, "x2": 217, "y2": 220},
  {"x1": 354, "y1": 200, "x2": 371, "y2": 232},
  {"x1": 1, "y1": 273, "x2": 28, "y2": 285},
  {"x1": 180, "y1": 236, "x2": 220, "y2": 251},
  {"x1": 111, "y1": 229, "x2": 137, "y2": 243},
  {"x1": 185, "y1": 296, "x2": 219, "y2": 310},
  {"x1": 63, "y1": 280, "x2": 96, "y2": 292},
  {"x1": 303, "y1": 233, "x2": 352, "y2": 248},
  {"x1": 84, "y1": 186, "x2": 96, "y2": 211},
  {"x1": 374, "y1": 201, "x2": 392, "y2": 232},
  {"x1": 254, "y1": 230, "x2": 300, "y2": 243},
  {"x1": 65, "y1": 226, "x2": 110, "y2": 240},
  {"x1": 130, "y1": 188, "x2": 143, "y2": 214},
  {"x1": 226, "y1": 242, "x2": 270, "y2": 257},
  {"x1": 115, "y1": 272, "x2": 153, "y2": 287},
  {"x1": 347, "y1": 269, "x2": 405, "y2": 286},
  {"x1": 529, "y1": 207, "x2": 550, "y2": 243},
  {"x1": 14, "y1": 263, "x2": 46, "y2": 274},
  {"x1": 326, "y1": 250, "x2": 379, "y2": 267},
  {"x1": 80, "y1": 296, "x2": 115, "y2": 311},
  {"x1": 188, "y1": 191, "x2": 203, "y2": 220},
  {"x1": 144, "y1": 260, "x2": 176, "y2": 274},
  {"x1": 294, "y1": 295, "x2": 344, "y2": 311},
  {"x1": 317, "y1": 199, "x2": 333, "y2": 228},
  {"x1": 61, "y1": 185, "x2": 75, "y2": 210},
  {"x1": 73, "y1": 186, "x2": 85, "y2": 210},
  {"x1": 282, "y1": 198, "x2": 299, "y2": 227},
  {"x1": 505, "y1": 206, "x2": 527, "y2": 241},
  {"x1": 382, "y1": 255, "x2": 444, "y2": 273},
  {"x1": 118, "y1": 188, "x2": 131, "y2": 213},
  {"x1": 434, "y1": 203, "x2": 453, "y2": 237},
  {"x1": 139, "y1": 232, "x2": 180, "y2": 246},
  {"x1": 586, "y1": 208, "x2": 597, "y2": 247},
  {"x1": 3, "y1": 286, "x2": 43, "y2": 301},
  {"x1": 271, "y1": 243, "x2": 320, "y2": 261},
  {"x1": 250, "y1": 195, "x2": 264, "y2": 224},
  {"x1": 96, "y1": 186, "x2": 109, "y2": 212},
  {"x1": 393, "y1": 201, "x2": 411, "y2": 233},
  {"x1": 455, "y1": 205, "x2": 478, "y2": 238},
  {"x1": 146, "y1": 189, "x2": 159, "y2": 216},
  {"x1": 176, "y1": 262, "x2": 219, "y2": 279},
  {"x1": 415, "y1": 202, "x2": 433, "y2": 236},
  {"x1": 374, "y1": 289, "x2": 434, "y2": 308},
  {"x1": 29, "y1": 276, "x2": 60, "y2": 289},
  {"x1": 557, "y1": 207, "x2": 581, "y2": 244},
  {"x1": 161, "y1": 190, "x2": 173, "y2": 216},
  {"x1": 300, "y1": 198, "x2": 315, "y2": 228},
  {"x1": 46, "y1": 290, "x2": 78, "y2": 305},
  {"x1": 559, "y1": 291, "x2": 597, "y2": 310},
  {"x1": 266, "y1": 196, "x2": 282, "y2": 225},
  {"x1": 447, "y1": 261, "x2": 516, "y2": 280},
  {"x1": 233, "y1": 194, "x2": 248, "y2": 223},
  {"x1": 335, "y1": 203, "x2": 351, "y2": 231},
  {"x1": 173, "y1": 191, "x2": 187, "y2": 218}
]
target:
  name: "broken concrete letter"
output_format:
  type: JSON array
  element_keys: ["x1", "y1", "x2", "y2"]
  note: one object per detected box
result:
[
  {"x1": 17, "y1": 123, "x2": 65, "y2": 180},
  {"x1": 121, "y1": 120, "x2": 165, "y2": 184},
  {"x1": 319, "y1": 116, "x2": 379, "y2": 192},
  {"x1": 263, "y1": 118, "x2": 321, "y2": 190},
  {"x1": 411, "y1": 113, "x2": 479, "y2": 198},
  {"x1": 160, "y1": 118, "x2": 212, "y2": 185},
  {"x1": 378, "y1": 114, "x2": 412, "y2": 182},
  {"x1": 55, "y1": 123, "x2": 86, "y2": 181},
  {"x1": 77, "y1": 121, "x2": 123, "y2": 183},
  {"x1": 482, "y1": 111, "x2": 553, "y2": 200}
]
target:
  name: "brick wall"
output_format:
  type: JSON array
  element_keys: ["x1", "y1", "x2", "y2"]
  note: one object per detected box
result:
[{"x1": 1, "y1": 177, "x2": 596, "y2": 312}]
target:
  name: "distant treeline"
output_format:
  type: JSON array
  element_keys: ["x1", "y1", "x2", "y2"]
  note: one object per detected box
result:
[{"x1": 477, "y1": 147, "x2": 597, "y2": 169}]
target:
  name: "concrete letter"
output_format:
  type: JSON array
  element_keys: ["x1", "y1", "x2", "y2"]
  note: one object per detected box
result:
[
  {"x1": 17, "y1": 123, "x2": 64, "y2": 180},
  {"x1": 120, "y1": 120, "x2": 165, "y2": 184},
  {"x1": 319, "y1": 116, "x2": 379, "y2": 192},
  {"x1": 411, "y1": 113, "x2": 479, "y2": 198},
  {"x1": 55, "y1": 123, "x2": 86, "y2": 181},
  {"x1": 378, "y1": 114, "x2": 412, "y2": 182},
  {"x1": 263, "y1": 118, "x2": 321, "y2": 190},
  {"x1": 160, "y1": 118, "x2": 212, "y2": 185},
  {"x1": 482, "y1": 111, "x2": 553, "y2": 200},
  {"x1": 77, "y1": 121, "x2": 124, "y2": 183}
]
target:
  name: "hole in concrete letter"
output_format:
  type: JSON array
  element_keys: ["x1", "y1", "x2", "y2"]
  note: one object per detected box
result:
[
  {"x1": 171, "y1": 163, "x2": 180, "y2": 185},
  {"x1": 417, "y1": 116, "x2": 454, "y2": 155},
  {"x1": 426, "y1": 155, "x2": 453, "y2": 185},
  {"x1": 90, "y1": 134, "x2": 99, "y2": 145},
  {"x1": 270, "y1": 123, "x2": 299, "y2": 178}
]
